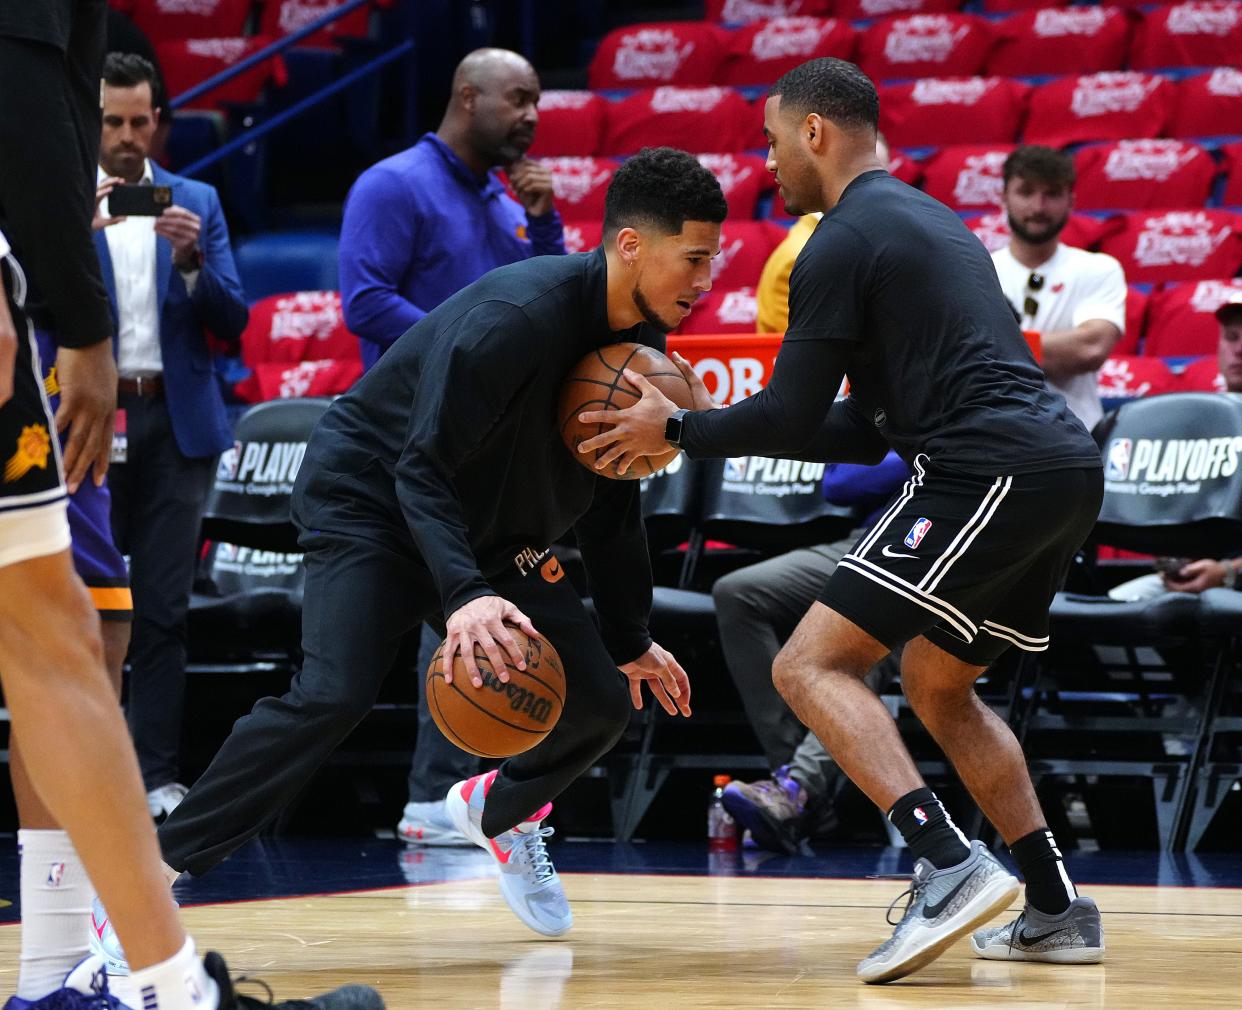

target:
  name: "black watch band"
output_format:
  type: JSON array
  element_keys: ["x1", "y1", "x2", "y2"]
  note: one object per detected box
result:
[{"x1": 665, "y1": 408, "x2": 690, "y2": 449}]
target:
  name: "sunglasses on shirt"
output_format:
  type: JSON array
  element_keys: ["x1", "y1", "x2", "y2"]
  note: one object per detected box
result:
[{"x1": 1023, "y1": 272, "x2": 1045, "y2": 318}]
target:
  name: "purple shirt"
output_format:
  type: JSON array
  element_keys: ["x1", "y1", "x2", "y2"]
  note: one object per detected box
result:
[{"x1": 339, "y1": 133, "x2": 566, "y2": 369}]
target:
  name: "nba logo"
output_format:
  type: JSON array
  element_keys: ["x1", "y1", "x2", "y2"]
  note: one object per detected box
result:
[
  {"x1": 217, "y1": 441, "x2": 242, "y2": 481},
  {"x1": 46, "y1": 862, "x2": 65, "y2": 887},
  {"x1": 1106, "y1": 438, "x2": 1131, "y2": 480},
  {"x1": 904, "y1": 518, "x2": 933, "y2": 549},
  {"x1": 724, "y1": 457, "x2": 748, "y2": 481},
  {"x1": 913, "y1": 807, "x2": 929, "y2": 826}
]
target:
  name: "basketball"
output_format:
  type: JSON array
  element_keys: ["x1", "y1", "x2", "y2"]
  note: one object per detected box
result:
[
  {"x1": 426, "y1": 625, "x2": 566, "y2": 758},
  {"x1": 557, "y1": 342, "x2": 696, "y2": 480}
]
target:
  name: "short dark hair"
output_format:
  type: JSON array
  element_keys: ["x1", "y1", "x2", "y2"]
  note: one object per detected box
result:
[
  {"x1": 769, "y1": 58, "x2": 879, "y2": 132},
  {"x1": 102, "y1": 52, "x2": 160, "y2": 95},
  {"x1": 603, "y1": 147, "x2": 727, "y2": 238},
  {"x1": 1003, "y1": 146, "x2": 1076, "y2": 190}
]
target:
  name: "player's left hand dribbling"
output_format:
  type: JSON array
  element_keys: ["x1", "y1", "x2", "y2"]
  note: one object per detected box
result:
[
  {"x1": 445, "y1": 594, "x2": 540, "y2": 689},
  {"x1": 577, "y1": 369, "x2": 677, "y2": 476},
  {"x1": 619, "y1": 642, "x2": 692, "y2": 717}
]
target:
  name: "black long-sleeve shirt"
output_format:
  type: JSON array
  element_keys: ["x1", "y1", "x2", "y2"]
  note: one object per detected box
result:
[
  {"x1": 294, "y1": 248, "x2": 657, "y2": 664},
  {"x1": 0, "y1": 0, "x2": 113, "y2": 347}
]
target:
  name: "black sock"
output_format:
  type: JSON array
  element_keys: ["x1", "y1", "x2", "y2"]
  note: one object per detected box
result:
[
  {"x1": 888, "y1": 787, "x2": 971, "y2": 869},
  {"x1": 1010, "y1": 827, "x2": 1076, "y2": 915}
]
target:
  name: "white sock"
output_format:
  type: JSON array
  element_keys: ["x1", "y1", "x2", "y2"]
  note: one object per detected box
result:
[
  {"x1": 128, "y1": 936, "x2": 220, "y2": 1010},
  {"x1": 16, "y1": 829, "x2": 93, "y2": 1000}
]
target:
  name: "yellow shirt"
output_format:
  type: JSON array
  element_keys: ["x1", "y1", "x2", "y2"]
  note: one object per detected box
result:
[{"x1": 755, "y1": 214, "x2": 821, "y2": 334}]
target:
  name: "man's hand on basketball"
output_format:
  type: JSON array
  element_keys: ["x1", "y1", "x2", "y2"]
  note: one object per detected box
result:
[
  {"x1": 577, "y1": 369, "x2": 677, "y2": 477},
  {"x1": 619, "y1": 642, "x2": 692, "y2": 717},
  {"x1": 671, "y1": 351, "x2": 721, "y2": 412},
  {"x1": 445, "y1": 595, "x2": 540, "y2": 688}
]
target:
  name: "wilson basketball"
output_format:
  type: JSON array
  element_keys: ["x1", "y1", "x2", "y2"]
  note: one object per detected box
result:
[
  {"x1": 558, "y1": 342, "x2": 696, "y2": 480},
  {"x1": 426, "y1": 626, "x2": 566, "y2": 758}
]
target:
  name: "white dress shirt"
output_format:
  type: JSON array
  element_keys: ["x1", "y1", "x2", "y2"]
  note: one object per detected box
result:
[
  {"x1": 992, "y1": 242, "x2": 1127, "y2": 431},
  {"x1": 100, "y1": 162, "x2": 163, "y2": 376}
]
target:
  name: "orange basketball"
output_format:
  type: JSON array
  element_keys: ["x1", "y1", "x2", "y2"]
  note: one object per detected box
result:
[
  {"x1": 426, "y1": 626, "x2": 566, "y2": 758},
  {"x1": 558, "y1": 342, "x2": 696, "y2": 481}
]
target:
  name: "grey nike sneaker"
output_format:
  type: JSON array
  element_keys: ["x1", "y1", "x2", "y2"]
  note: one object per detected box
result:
[
  {"x1": 971, "y1": 895, "x2": 1104, "y2": 963},
  {"x1": 857, "y1": 840, "x2": 1021, "y2": 984}
]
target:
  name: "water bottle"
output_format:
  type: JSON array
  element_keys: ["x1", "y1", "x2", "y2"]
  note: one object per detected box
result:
[{"x1": 707, "y1": 774, "x2": 739, "y2": 852}]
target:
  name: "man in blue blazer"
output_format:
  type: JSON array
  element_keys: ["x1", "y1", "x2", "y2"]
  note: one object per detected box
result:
[{"x1": 94, "y1": 52, "x2": 248, "y2": 820}]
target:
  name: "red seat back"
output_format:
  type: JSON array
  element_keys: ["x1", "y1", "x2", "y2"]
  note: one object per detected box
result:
[
  {"x1": 1117, "y1": 284, "x2": 1150, "y2": 356},
  {"x1": 1131, "y1": 2, "x2": 1242, "y2": 71},
  {"x1": 258, "y1": 0, "x2": 378, "y2": 44},
  {"x1": 835, "y1": 0, "x2": 959, "y2": 22},
  {"x1": 1023, "y1": 72, "x2": 1174, "y2": 147},
  {"x1": 1145, "y1": 279, "x2": 1242, "y2": 357},
  {"x1": 1221, "y1": 141, "x2": 1242, "y2": 206},
  {"x1": 987, "y1": 8, "x2": 1130, "y2": 76},
  {"x1": 710, "y1": 222, "x2": 788, "y2": 289},
  {"x1": 921, "y1": 145, "x2": 1015, "y2": 211},
  {"x1": 157, "y1": 37, "x2": 288, "y2": 111},
  {"x1": 679, "y1": 288, "x2": 760, "y2": 334},
  {"x1": 1096, "y1": 355, "x2": 1177, "y2": 400},
  {"x1": 1179, "y1": 355, "x2": 1226, "y2": 392},
  {"x1": 721, "y1": 17, "x2": 857, "y2": 86},
  {"x1": 562, "y1": 221, "x2": 604, "y2": 255},
  {"x1": 601, "y1": 87, "x2": 755, "y2": 156},
  {"x1": 697, "y1": 154, "x2": 772, "y2": 220},
  {"x1": 588, "y1": 22, "x2": 727, "y2": 89},
  {"x1": 858, "y1": 14, "x2": 994, "y2": 82},
  {"x1": 880, "y1": 77, "x2": 1029, "y2": 147},
  {"x1": 1073, "y1": 140, "x2": 1217, "y2": 211},
  {"x1": 965, "y1": 211, "x2": 1109, "y2": 254},
  {"x1": 1099, "y1": 210, "x2": 1242, "y2": 284},
  {"x1": 1170, "y1": 68, "x2": 1242, "y2": 138},
  {"x1": 704, "y1": 0, "x2": 831, "y2": 23},
  {"x1": 541, "y1": 158, "x2": 615, "y2": 222},
  {"x1": 527, "y1": 91, "x2": 607, "y2": 158},
  {"x1": 129, "y1": 0, "x2": 251, "y2": 44}
]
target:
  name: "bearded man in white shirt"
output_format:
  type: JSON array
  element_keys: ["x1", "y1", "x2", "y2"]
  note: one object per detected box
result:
[{"x1": 992, "y1": 146, "x2": 1127, "y2": 432}]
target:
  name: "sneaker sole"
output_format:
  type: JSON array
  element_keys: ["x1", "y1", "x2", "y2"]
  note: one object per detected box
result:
[
  {"x1": 970, "y1": 938, "x2": 1105, "y2": 964},
  {"x1": 858, "y1": 872, "x2": 1022, "y2": 984},
  {"x1": 397, "y1": 821, "x2": 474, "y2": 847}
]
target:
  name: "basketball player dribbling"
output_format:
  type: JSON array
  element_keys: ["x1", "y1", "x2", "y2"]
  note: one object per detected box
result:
[
  {"x1": 90, "y1": 148, "x2": 725, "y2": 974},
  {"x1": 579, "y1": 59, "x2": 1107, "y2": 983}
]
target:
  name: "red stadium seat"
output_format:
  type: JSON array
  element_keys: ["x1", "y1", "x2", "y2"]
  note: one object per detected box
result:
[
  {"x1": 234, "y1": 291, "x2": 362, "y2": 403},
  {"x1": 1096, "y1": 355, "x2": 1177, "y2": 401},
  {"x1": 987, "y1": 8, "x2": 1130, "y2": 77},
  {"x1": 721, "y1": 17, "x2": 856, "y2": 87},
  {"x1": 889, "y1": 151, "x2": 923, "y2": 188},
  {"x1": 259, "y1": 0, "x2": 380, "y2": 44},
  {"x1": 880, "y1": 77, "x2": 1030, "y2": 148},
  {"x1": 1099, "y1": 210, "x2": 1242, "y2": 284},
  {"x1": 1116, "y1": 284, "x2": 1150, "y2": 356},
  {"x1": 679, "y1": 288, "x2": 760, "y2": 334},
  {"x1": 528, "y1": 91, "x2": 608, "y2": 158},
  {"x1": 601, "y1": 87, "x2": 756, "y2": 156},
  {"x1": 1179, "y1": 355, "x2": 1226, "y2": 392},
  {"x1": 697, "y1": 154, "x2": 772, "y2": 219},
  {"x1": 157, "y1": 37, "x2": 288, "y2": 111},
  {"x1": 1144, "y1": 279, "x2": 1242, "y2": 357},
  {"x1": 1222, "y1": 142, "x2": 1242, "y2": 206},
  {"x1": 835, "y1": 0, "x2": 959, "y2": 20},
  {"x1": 704, "y1": 0, "x2": 831, "y2": 23},
  {"x1": 1024, "y1": 72, "x2": 1175, "y2": 148},
  {"x1": 588, "y1": 22, "x2": 727, "y2": 89},
  {"x1": 1131, "y1": 3, "x2": 1242, "y2": 71},
  {"x1": 1073, "y1": 140, "x2": 1217, "y2": 212},
  {"x1": 921, "y1": 145, "x2": 1015, "y2": 212},
  {"x1": 979, "y1": 0, "x2": 1069, "y2": 11},
  {"x1": 965, "y1": 211, "x2": 1110, "y2": 254},
  {"x1": 562, "y1": 221, "x2": 604, "y2": 255},
  {"x1": 1171, "y1": 69, "x2": 1242, "y2": 138},
  {"x1": 858, "y1": 14, "x2": 994, "y2": 82},
  {"x1": 540, "y1": 158, "x2": 615, "y2": 222},
  {"x1": 129, "y1": 0, "x2": 251, "y2": 44},
  {"x1": 711, "y1": 222, "x2": 788, "y2": 289}
]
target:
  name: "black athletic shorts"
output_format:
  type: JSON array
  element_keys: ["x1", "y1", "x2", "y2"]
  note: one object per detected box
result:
[{"x1": 819, "y1": 453, "x2": 1104, "y2": 666}]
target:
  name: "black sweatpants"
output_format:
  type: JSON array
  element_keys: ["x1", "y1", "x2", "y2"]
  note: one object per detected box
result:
[{"x1": 158, "y1": 525, "x2": 632, "y2": 877}]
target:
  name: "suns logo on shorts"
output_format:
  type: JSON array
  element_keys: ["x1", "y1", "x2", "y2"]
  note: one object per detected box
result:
[{"x1": 4, "y1": 424, "x2": 51, "y2": 483}]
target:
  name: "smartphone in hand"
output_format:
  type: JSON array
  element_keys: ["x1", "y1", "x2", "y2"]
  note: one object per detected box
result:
[{"x1": 109, "y1": 184, "x2": 172, "y2": 217}]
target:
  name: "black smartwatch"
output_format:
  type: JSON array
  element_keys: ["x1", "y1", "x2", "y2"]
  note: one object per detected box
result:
[{"x1": 665, "y1": 408, "x2": 690, "y2": 448}]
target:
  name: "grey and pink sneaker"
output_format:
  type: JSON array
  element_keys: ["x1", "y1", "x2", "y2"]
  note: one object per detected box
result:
[{"x1": 445, "y1": 771, "x2": 572, "y2": 937}]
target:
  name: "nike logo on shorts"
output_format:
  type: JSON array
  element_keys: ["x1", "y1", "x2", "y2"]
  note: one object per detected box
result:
[{"x1": 881, "y1": 545, "x2": 920, "y2": 560}]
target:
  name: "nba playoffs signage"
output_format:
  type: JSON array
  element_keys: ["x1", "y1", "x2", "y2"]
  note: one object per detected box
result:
[
  {"x1": 668, "y1": 334, "x2": 781, "y2": 405},
  {"x1": 1096, "y1": 392, "x2": 1242, "y2": 554}
]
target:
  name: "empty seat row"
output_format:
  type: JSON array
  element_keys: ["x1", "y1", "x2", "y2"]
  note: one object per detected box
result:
[
  {"x1": 589, "y1": 9, "x2": 1242, "y2": 90},
  {"x1": 530, "y1": 68, "x2": 1242, "y2": 158},
  {"x1": 704, "y1": 0, "x2": 1224, "y2": 21},
  {"x1": 109, "y1": 0, "x2": 380, "y2": 46}
]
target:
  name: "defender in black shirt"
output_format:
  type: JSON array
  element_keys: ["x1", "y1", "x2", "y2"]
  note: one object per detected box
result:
[
  {"x1": 156, "y1": 149, "x2": 725, "y2": 937},
  {"x1": 583, "y1": 60, "x2": 1106, "y2": 981}
]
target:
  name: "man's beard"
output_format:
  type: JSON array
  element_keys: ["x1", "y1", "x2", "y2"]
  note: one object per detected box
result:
[
  {"x1": 632, "y1": 283, "x2": 677, "y2": 334},
  {"x1": 1008, "y1": 211, "x2": 1068, "y2": 245}
]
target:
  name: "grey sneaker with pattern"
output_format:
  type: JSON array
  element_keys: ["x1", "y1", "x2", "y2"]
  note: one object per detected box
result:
[
  {"x1": 857, "y1": 840, "x2": 1021, "y2": 984},
  {"x1": 971, "y1": 895, "x2": 1104, "y2": 963}
]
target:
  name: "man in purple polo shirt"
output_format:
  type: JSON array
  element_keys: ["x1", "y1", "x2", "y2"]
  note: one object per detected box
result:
[
  {"x1": 339, "y1": 46, "x2": 565, "y2": 849},
  {"x1": 340, "y1": 47, "x2": 565, "y2": 370}
]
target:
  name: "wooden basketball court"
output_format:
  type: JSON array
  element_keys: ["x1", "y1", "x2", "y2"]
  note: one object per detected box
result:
[{"x1": 6, "y1": 863, "x2": 1238, "y2": 1008}]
